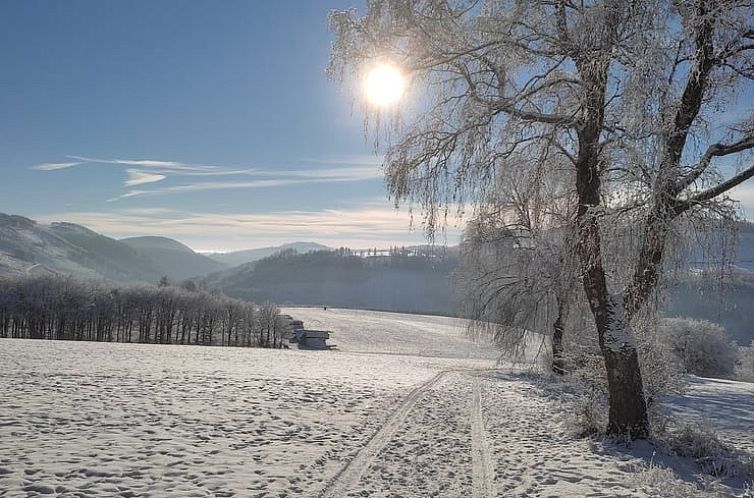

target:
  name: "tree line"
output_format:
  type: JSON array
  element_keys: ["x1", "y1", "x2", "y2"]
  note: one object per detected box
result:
[{"x1": 0, "y1": 275, "x2": 288, "y2": 348}]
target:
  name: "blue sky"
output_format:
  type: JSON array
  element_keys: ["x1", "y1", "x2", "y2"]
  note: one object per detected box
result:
[
  {"x1": 3, "y1": 2, "x2": 754, "y2": 252},
  {"x1": 0, "y1": 0, "x2": 448, "y2": 251}
]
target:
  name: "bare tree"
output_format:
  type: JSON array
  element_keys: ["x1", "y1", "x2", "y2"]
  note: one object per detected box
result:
[
  {"x1": 457, "y1": 154, "x2": 578, "y2": 374},
  {"x1": 329, "y1": 0, "x2": 754, "y2": 438},
  {"x1": 258, "y1": 301, "x2": 283, "y2": 348},
  {"x1": 0, "y1": 275, "x2": 283, "y2": 349}
]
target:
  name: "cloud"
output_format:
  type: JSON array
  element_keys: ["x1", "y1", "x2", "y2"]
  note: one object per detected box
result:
[
  {"x1": 66, "y1": 155, "x2": 219, "y2": 172},
  {"x1": 106, "y1": 167, "x2": 381, "y2": 201},
  {"x1": 106, "y1": 190, "x2": 148, "y2": 202},
  {"x1": 302, "y1": 154, "x2": 384, "y2": 166},
  {"x1": 270, "y1": 166, "x2": 380, "y2": 180},
  {"x1": 124, "y1": 169, "x2": 167, "y2": 187},
  {"x1": 33, "y1": 154, "x2": 383, "y2": 201},
  {"x1": 32, "y1": 161, "x2": 83, "y2": 171},
  {"x1": 730, "y1": 183, "x2": 754, "y2": 218}
]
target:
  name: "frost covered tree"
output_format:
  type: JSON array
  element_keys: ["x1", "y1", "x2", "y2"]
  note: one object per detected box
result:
[
  {"x1": 0, "y1": 275, "x2": 285, "y2": 349},
  {"x1": 258, "y1": 301, "x2": 284, "y2": 348},
  {"x1": 329, "y1": 0, "x2": 754, "y2": 438},
  {"x1": 659, "y1": 318, "x2": 739, "y2": 378},
  {"x1": 456, "y1": 161, "x2": 578, "y2": 374}
]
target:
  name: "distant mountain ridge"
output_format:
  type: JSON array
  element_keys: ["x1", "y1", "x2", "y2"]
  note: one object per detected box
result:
[
  {"x1": 120, "y1": 236, "x2": 197, "y2": 253},
  {"x1": 3, "y1": 211, "x2": 754, "y2": 344},
  {"x1": 666, "y1": 267, "x2": 754, "y2": 346},
  {"x1": 0, "y1": 213, "x2": 225, "y2": 284},
  {"x1": 207, "y1": 241, "x2": 331, "y2": 267}
]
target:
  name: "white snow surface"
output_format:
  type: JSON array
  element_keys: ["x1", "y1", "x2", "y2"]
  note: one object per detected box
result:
[
  {"x1": 666, "y1": 376, "x2": 754, "y2": 455},
  {"x1": 0, "y1": 307, "x2": 751, "y2": 497},
  {"x1": 282, "y1": 306, "x2": 500, "y2": 359}
]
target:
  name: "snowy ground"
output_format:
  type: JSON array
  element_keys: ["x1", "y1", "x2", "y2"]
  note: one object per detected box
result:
[
  {"x1": 283, "y1": 307, "x2": 501, "y2": 359},
  {"x1": 666, "y1": 376, "x2": 754, "y2": 456},
  {"x1": 0, "y1": 308, "x2": 752, "y2": 497}
]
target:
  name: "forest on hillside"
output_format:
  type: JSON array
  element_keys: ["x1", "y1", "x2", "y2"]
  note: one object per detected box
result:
[{"x1": 208, "y1": 248, "x2": 460, "y2": 314}]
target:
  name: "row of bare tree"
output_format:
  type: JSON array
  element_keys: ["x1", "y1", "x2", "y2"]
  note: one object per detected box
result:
[{"x1": 0, "y1": 275, "x2": 288, "y2": 348}]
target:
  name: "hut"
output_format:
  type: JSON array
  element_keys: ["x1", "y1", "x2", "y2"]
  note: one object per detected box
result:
[{"x1": 292, "y1": 329, "x2": 333, "y2": 350}]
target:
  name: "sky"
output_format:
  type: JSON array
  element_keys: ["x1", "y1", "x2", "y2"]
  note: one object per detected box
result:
[
  {"x1": 3, "y1": 2, "x2": 754, "y2": 253},
  {"x1": 0, "y1": 0, "x2": 458, "y2": 252}
]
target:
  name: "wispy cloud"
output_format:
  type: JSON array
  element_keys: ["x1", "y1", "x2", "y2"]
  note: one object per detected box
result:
[
  {"x1": 124, "y1": 169, "x2": 167, "y2": 187},
  {"x1": 66, "y1": 155, "x2": 219, "y2": 172},
  {"x1": 107, "y1": 172, "x2": 379, "y2": 202},
  {"x1": 270, "y1": 166, "x2": 379, "y2": 179},
  {"x1": 32, "y1": 161, "x2": 83, "y2": 171},
  {"x1": 731, "y1": 183, "x2": 754, "y2": 218},
  {"x1": 302, "y1": 154, "x2": 384, "y2": 167},
  {"x1": 33, "y1": 154, "x2": 383, "y2": 201}
]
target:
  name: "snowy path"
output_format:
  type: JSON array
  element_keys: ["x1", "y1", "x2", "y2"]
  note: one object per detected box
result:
[
  {"x1": 322, "y1": 369, "x2": 499, "y2": 498},
  {"x1": 1, "y1": 308, "x2": 751, "y2": 497},
  {"x1": 316, "y1": 370, "x2": 679, "y2": 498}
]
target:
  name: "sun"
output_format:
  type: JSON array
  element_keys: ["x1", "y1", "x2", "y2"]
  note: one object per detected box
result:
[{"x1": 364, "y1": 64, "x2": 406, "y2": 107}]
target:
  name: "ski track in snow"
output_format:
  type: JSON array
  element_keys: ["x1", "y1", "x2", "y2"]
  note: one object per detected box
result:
[
  {"x1": 471, "y1": 376, "x2": 495, "y2": 498},
  {"x1": 319, "y1": 370, "x2": 451, "y2": 498}
]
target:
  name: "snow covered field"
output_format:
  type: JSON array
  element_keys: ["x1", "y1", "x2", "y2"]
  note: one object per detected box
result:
[
  {"x1": 1, "y1": 308, "x2": 752, "y2": 497},
  {"x1": 283, "y1": 307, "x2": 501, "y2": 359}
]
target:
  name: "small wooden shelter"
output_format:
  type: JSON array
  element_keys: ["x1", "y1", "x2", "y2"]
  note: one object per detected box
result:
[
  {"x1": 291, "y1": 329, "x2": 333, "y2": 350},
  {"x1": 282, "y1": 316, "x2": 334, "y2": 350}
]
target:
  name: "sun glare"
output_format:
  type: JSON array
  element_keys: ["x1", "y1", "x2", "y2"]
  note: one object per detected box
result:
[{"x1": 365, "y1": 64, "x2": 406, "y2": 107}]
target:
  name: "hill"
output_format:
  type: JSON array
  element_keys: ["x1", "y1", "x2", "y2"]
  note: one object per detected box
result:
[
  {"x1": 48, "y1": 222, "x2": 166, "y2": 282},
  {"x1": 0, "y1": 214, "x2": 137, "y2": 281},
  {"x1": 207, "y1": 241, "x2": 330, "y2": 267},
  {"x1": 204, "y1": 248, "x2": 459, "y2": 315},
  {"x1": 0, "y1": 213, "x2": 223, "y2": 284},
  {"x1": 120, "y1": 236, "x2": 225, "y2": 280},
  {"x1": 735, "y1": 222, "x2": 754, "y2": 271},
  {"x1": 666, "y1": 268, "x2": 754, "y2": 346}
]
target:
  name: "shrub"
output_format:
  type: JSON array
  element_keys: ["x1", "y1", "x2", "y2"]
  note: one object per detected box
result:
[
  {"x1": 660, "y1": 422, "x2": 754, "y2": 479},
  {"x1": 572, "y1": 380, "x2": 608, "y2": 438},
  {"x1": 659, "y1": 318, "x2": 739, "y2": 378},
  {"x1": 638, "y1": 330, "x2": 686, "y2": 408}
]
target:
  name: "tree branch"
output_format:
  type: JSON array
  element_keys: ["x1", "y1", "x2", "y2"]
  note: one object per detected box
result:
[
  {"x1": 674, "y1": 135, "x2": 754, "y2": 193},
  {"x1": 491, "y1": 98, "x2": 580, "y2": 126},
  {"x1": 677, "y1": 162, "x2": 754, "y2": 213}
]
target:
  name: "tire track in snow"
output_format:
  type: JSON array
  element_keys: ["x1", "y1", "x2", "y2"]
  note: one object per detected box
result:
[
  {"x1": 319, "y1": 370, "x2": 451, "y2": 498},
  {"x1": 471, "y1": 376, "x2": 495, "y2": 498}
]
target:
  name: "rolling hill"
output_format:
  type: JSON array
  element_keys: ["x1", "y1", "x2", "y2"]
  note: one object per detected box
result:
[
  {"x1": 3, "y1": 211, "x2": 754, "y2": 344},
  {"x1": 120, "y1": 236, "x2": 225, "y2": 280},
  {"x1": 203, "y1": 248, "x2": 460, "y2": 315},
  {"x1": 0, "y1": 213, "x2": 226, "y2": 284}
]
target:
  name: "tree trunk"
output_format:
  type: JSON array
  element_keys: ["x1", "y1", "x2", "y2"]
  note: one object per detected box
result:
[
  {"x1": 575, "y1": 175, "x2": 650, "y2": 439},
  {"x1": 602, "y1": 345, "x2": 648, "y2": 438},
  {"x1": 624, "y1": 209, "x2": 669, "y2": 320},
  {"x1": 551, "y1": 298, "x2": 566, "y2": 375},
  {"x1": 573, "y1": 54, "x2": 650, "y2": 439}
]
